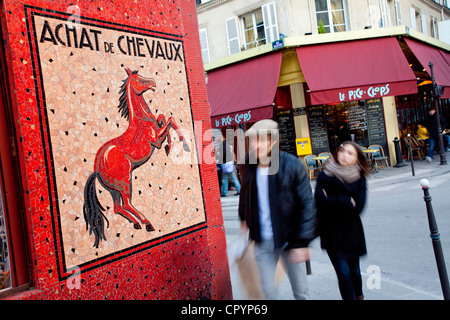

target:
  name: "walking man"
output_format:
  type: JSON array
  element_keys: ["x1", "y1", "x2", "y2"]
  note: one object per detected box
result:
[{"x1": 238, "y1": 119, "x2": 316, "y2": 300}]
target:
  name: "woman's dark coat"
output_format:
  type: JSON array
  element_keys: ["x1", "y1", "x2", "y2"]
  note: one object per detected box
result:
[{"x1": 314, "y1": 171, "x2": 367, "y2": 257}]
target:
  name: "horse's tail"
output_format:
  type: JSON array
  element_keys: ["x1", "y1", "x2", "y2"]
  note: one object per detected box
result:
[{"x1": 83, "y1": 172, "x2": 109, "y2": 248}]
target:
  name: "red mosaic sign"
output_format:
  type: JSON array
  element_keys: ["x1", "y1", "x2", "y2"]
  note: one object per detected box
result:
[{"x1": 1, "y1": 0, "x2": 230, "y2": 299}]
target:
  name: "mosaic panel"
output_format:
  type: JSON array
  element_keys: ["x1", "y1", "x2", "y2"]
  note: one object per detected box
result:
[{"x1": 26, "y1": 8, "x2": 207, "y2": 279}]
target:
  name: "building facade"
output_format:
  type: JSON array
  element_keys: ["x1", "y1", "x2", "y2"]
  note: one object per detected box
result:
[
  {"x1": 198, "y1": 0, "x2": 450, "y2": 166},
  {"x1": 198, "y1": 0, "x2": 450, "y2": 63}
]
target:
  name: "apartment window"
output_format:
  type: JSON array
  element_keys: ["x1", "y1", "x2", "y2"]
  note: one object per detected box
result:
[
  {"x1": 199, "y1": 28, "x2": 210, "y2": 63},
  {"x1": 226, "y1": 2, "x2": 278, "y2": 54},
  {"x1": 315, "y1": 0, "x2": 347, "y2": 33},
  {"x1": 241, "y1": 9, "x2": 265, "y2": 49},
  {"x1": 241, "y1": 2, "x2": 279, "y2": 50}
]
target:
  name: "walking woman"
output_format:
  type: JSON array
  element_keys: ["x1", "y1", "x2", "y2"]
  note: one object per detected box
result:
[{"x1": 314, "y1": 141, "x2": 371, "y2": 300}]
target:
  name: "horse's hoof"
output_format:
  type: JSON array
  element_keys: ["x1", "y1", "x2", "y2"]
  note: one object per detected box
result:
[
  {"x1": 146, "y1": 224, "x2": 155, "y2": 232},
  {"x1": 134, "y1": 223, "x2": 141, "y2": 230}
]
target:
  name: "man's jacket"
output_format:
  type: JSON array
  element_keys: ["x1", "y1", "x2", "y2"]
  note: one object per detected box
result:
[{"x1": 238, "y1": 151, "x2": 316, "y2": 250}]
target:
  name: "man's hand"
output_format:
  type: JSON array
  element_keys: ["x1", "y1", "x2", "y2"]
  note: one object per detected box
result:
[{"x1": 288, "y1": 248, "x2": 311, "y2": 264}]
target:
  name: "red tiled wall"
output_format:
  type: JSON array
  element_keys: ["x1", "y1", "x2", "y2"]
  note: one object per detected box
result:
[{"x1": 1, "y1": 0, "x2": 231, "y2": 300}]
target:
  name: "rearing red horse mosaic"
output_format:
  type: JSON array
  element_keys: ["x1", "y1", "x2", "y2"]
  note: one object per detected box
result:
[{"x1": 83, "y1": 67, "x2": 191, "y2": 248}]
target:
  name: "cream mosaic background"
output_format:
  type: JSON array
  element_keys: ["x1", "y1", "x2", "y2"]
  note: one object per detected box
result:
[{"x1": 35, "y1": 16, "x2": 206, "y2": 268}]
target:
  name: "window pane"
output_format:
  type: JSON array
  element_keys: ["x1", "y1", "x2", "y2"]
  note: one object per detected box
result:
[
  {"x1": 332, "y1": 10, "x2": 345, "y2": 29},
  {"x1": 257, "y1": 24, "x2": 266, "y2": 44},
  {"x1": 243, "y1": 13, "x2": 253, "y2": 30},
  {"x1": 317, "y1": 12, "x2": 330, "y2": 26},
  {"x1": 334, "y1": 24, "x2": 346, "y2": 32},
  {"x1": 315, "y1": 0, "x2": 328, "y2": 12},
  {"x1": 0, "y1": 191, "x2": 11, "y2": 291},
  {"x1": 255, "y1": 10, "x2": 263, "y2": 25},
  {"x1": 245, "y1": 28, "x2": 256, "y2": 47}
]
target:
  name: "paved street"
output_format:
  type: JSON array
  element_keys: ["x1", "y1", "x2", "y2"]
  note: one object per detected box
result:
[{"x1": 221, "y1": 156, "x2": 450, "y2": 300}]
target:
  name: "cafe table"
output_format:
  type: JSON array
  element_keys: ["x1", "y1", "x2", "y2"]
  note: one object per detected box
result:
[{"x1": 363, "y1": 149, "x2": 379, "y2": 171}]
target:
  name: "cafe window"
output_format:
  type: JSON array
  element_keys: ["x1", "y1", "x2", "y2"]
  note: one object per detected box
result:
[
  {"x1": 311, "y1": 99, "x2": 388, "y2": 155},
  {"x1": 0, "y1": 191, "x2": 11, "y2": 291},
  {"x1": 325, "y1": 101, "x2": 369, "y2": 151},
  {"x1": 315, "y1": 0, "x2": 347, "y2": 33}
]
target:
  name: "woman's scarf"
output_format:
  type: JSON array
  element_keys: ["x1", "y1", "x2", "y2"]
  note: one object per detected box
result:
[{"x1": 323, "y1": 158, "x2": 361, "y2": 184}]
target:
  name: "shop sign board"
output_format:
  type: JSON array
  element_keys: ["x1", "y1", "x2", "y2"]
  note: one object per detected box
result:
[
  {"x1": 211, "y1": 105, "x2": 273, "y2": 128},
  {"x1": 339, "y1": 84, "x2": 390, "y2": 102},
  {"x1": 310, "y1": 80, "x2": 417, "y2": 105}
]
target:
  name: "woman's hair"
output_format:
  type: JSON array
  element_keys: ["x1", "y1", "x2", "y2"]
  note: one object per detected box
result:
[{"x1": 335, "y1": 141, "x2": 371, "y2": 176}]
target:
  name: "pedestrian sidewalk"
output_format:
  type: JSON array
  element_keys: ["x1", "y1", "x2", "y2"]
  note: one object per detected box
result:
[
  {"x1": 366, "y1": 156, "x2": 450, "y2": 187},
  {"x1": 221, "y1": 156, "x2": 450, "y2": 300}
]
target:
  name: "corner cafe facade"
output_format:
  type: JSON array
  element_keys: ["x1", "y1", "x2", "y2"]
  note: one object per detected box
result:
[{"x1": 206, "y1": 26, "x2": 450, "y2": 165}]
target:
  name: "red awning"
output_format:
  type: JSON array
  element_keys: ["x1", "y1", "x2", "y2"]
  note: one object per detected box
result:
[
  {"x1": 207, "y1": 52, "x2": 282, "y2": 128},
  {"x1": 404, "y1": 38, "x2": 450, "y2": 99},
  {"x1": 296, "y1": 37, "x2": 418, "y2": 105}
]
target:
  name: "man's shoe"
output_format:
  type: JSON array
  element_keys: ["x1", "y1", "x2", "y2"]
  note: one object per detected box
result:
[{"x1": 426, "y1": 156, "x2": 432, "y2": 163}]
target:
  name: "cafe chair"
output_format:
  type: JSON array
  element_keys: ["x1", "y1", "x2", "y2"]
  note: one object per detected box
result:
[
  {"x1": 403, "y1": 136, "x2": 425, "y2": 161},
  {"x1": 303, "y1": 154, "x2": 322, "y2": 180},
  {"x1": 368, "y1": 145, "x2": 390, "y2": 171},
  {"x1": 318, "y1": 152, "x2": 332, "y2": 165}
]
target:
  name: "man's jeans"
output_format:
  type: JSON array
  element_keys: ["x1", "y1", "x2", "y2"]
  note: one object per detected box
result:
[
  {"x1": 221, "y1": 171, "x2": 240, "y2": 196},
  {"x1": 427, "y1": 138, "x2": 436, "y2": 158},
  {"x1": 254, "y1": 239, "x2": 310, "y2": 300},
  {"x1": 427, "y1": 136, "x2": 450, "y2": 158}
]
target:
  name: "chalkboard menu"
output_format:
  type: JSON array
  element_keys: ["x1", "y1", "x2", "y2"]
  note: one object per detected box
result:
[
  {"x1": 348, "y1": 104, "x2": 367, "y2": 131},
  {"x1": 307, "y1": 105, "x2": 329, "y2": 154},
  {"x1": 276, "y1": 109, "x2": 297, "y2": 156},
  {"x1": 366, "y1": 98, "x2": 388, "y2": 154}
]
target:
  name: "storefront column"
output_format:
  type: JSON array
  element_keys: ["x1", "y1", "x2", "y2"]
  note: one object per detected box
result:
[
  {"x1": 383, "y1": 96, "x2": 401, "y2": 166},
  {"x1": 290, "y1": 83, "x2": 310, "y2": 139}
]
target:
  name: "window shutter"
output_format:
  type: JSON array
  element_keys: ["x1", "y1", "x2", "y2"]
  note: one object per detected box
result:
[
  {"x1": 379, "y1": 0, "x2": 391, "y2": 27},
  {"x1": 394, "y1": 0, "x2": 402, "y2": 26},
  {"x1": 199, "y1": 28, "x2": 210, "y2": 63},
  {"x1": 262, "y1": 2, "x2": 279, "y2": 43},
  {"x1": 410, "y1": 7, "x2": 417, "y2": 30},
  {"x1": 420, "y1": 13, "x2": 427, "y2": 35},
  {"x1": 225, "y1": 17, "x2": 240, "y2": 55}
]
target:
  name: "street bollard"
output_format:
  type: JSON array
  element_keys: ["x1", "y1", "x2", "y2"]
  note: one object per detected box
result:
[
  {"x1": 408, "y1": 134, "x2": 415, "y2": 176},
  {"x1": 393, "y1": 137, "x2": 406, "y2": 168},
  {"x1": 420, "y1": 179, "x2": 450, "y2": 300}
]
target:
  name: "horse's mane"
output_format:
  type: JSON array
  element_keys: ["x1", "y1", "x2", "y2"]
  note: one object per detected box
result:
[{"x1": 118, "y1": 70, "x2": 139, "y2": 121}]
